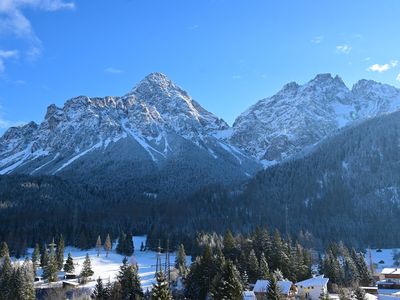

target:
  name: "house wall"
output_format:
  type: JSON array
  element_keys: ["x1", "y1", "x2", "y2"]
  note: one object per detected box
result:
[{"x1": 297, "y1": 285, "x2": 326, "y2": 300}]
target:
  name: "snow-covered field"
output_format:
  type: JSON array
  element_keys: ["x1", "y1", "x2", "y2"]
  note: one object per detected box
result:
[
  {"x1": 19, "y1": 236, "x2": 189, "y2": 292},
  {"x1": 367, "y1": 248, "x2": 400, "y2": 271}
]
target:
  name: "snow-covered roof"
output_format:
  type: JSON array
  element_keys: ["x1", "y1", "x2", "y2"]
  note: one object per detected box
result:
[
  {"x1": 243, "y1": 291, "x2": 257, "y2": 300},
  {"x1": 253, "y1": 280, "x2": 293, "y2": 294},
  {"x1": 296, "y1": 275, "x2": 329, "y2": 288},
  {"x1": 382, "y1": 268, "x2": 400, "y2": 275}
]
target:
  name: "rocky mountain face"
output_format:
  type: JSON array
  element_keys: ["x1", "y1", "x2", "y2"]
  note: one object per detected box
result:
[
  {"x1": 229, "y1": 74, "x2": 400, "y2": 164},
  {"x1": 0, "y1": 73, "x2": 260, "y2": 196}
]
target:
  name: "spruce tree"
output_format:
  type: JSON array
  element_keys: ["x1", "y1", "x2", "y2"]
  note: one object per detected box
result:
[
  {"x1": 0, "y1": 242, "x2": 9, "y2": 258},
  {"x1": 0, "y1": 254, "x2": 13, "y2": 298},
  {"x1": 40, "y1": 244, "x2": 49, "y2": 268},
  {"x1": 104, "y1": 234, "x2": 112, "y2": 257},
  {"x1": 18, "y1": 258, "x2": 35, "y2": 300},
  {"x1": 116, "y1": 232, "x2": 127, "y2": 255},
  {"x1": 248, "y1": 249, "x2": 259, "y2": 283},
  {"x1": 259, "y1": 252, "x2": 270, "y2": 279},
  {"x1": 356, "y1": 253, "x2": 373, "y2": 286},
  {"x1": 64, "y1": 252, "x2": 75, "y2": 273},
  {"x1": 223, "y1": 229, "x2": 237, "y2": 261},
  {"x1": 175, "y1": 244, "x2": 187, "y2": 276},
  {"x1": 80, "y1": 253, "x2": 94, "y2": 281},
  {"x1": 119, "y1": 262, "x2": 143, "y2": 299},
  {"x1": 211, "y1": 260, "x2": 243, "y2": 300},
  {"x1": 92, "y1": 277, "x2": 106, "y2": 299},
  {"x1": 56, "y1": 235, "x2": 65, "y2": 271},
  {"x1": 96, "y1": 235, "x2": 102, "y2": 257},
  {"x1": 31, "y1": 243, "x2": 40, "y2": 275},
  {"x1": 43, "y1": 243, "x2": 59, "y2": 282},
  {"x1": 151, "y1": 271, "x2": 172, "y2": 300},
  {"x1": 266, "y1": 275, "x2": 282, "y2": 300},
  {"x1": 125, "y1": 233, "x2": 134, "y2": 256}
]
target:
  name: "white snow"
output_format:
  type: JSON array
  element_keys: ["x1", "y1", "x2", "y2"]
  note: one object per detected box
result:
[
  {"x1": 54, "y1": 142, "x2": 103, "y2": 173},
  {"x1": 19, "y1": 236, "x2": 189, "y2": 293}
]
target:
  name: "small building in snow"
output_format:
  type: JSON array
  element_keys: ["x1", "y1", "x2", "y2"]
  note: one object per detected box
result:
[
  {"x1": 378, "y1": 268, "x2": 400, "y2": 295},
  {"x1": 295, "y1": 275, "x2": 329, "y2": 300},
  {"x1": 253, "y1": 280, "x2": 296, "y2": 299}
]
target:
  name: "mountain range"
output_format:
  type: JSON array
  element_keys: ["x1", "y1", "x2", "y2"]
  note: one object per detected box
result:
[{"x1": 1, "y1": 72, "x2": 400, "y2": 249}]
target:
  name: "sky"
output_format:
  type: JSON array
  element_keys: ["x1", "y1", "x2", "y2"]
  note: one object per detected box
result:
[{"x1": 0, "y1": 0, "x2": 400, "y2": 134}]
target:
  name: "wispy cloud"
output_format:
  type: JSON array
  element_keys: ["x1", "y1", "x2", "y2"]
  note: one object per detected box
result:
[
  {"x1": 188, "y1": 24, "x2": 199, "y2": 31},
  {"x1": 0, "y1": 49, "x2": 19, "y2": 72},
  {"x1": 231, "y1": 75, "x2": 243, "y2": 80},
  {"x1": 104, "y1": 67, "x2": 123, "y2": 74},
  {"x1": 396, "y1": 74, "x2": 400, "y2": 82},
  {"x1": 336, "y1": 44, "x2": 352, "y2": 54},
  {"x1": 367, "y1": 60, "x2": 398, "y2": 73},
  {"x1": 0, "y1": 0, "x2": 74, "y2": 71},
  {"x1": 311, "y1": 36, "x2": 324, "y2": 44},
  {"x1": 0, "y1": 103, "x2": 24, "y2": 130}
]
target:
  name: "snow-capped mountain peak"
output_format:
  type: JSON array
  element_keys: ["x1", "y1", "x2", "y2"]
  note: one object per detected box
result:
[{"x1": 229, "y1": 73, "x2": 400, "y2": 164}]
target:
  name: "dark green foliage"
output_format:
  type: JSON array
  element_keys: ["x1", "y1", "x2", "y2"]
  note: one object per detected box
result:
[
  {"x1": 92, "y1": 277, "x2": 111, "y2": 300},
  {"x1": 31, "y1": 243, "x2": 40, "y2": 275},
  {"x1": 56, "y1": 235, "x2": 65, "y2": 271},
  {"x1": 211, "y1": 260, "x2": 243, "y2": 300},
  {"x1": 0, "y1": 256, "x2": 35, "y2": 300},
  {"x1": 151, "y1": 271, "x2": 172, "y2": 300},
  {"x1": 175, "y1": 244, "x2": 187, "y2": 276},
  {"x1": 267, "y1": 275, "x2": 282, "y2": 300},
  {"x1": 80, "y1": 253, "x2": 94, "y2": 280},
  {"x1": 115, "y1": 257, "x2": 143, "y2": 299},
  {"x1": 0, "y1": 242, "x2": 9, "y2": 258},
  {"x1": 116, "y1": 232, "x2": 134, "y2": 256},
  {"x1": 43, "y1": 243, "x2": 58, "y2": 282},
  {"x1": 64, "y1": 252, "x2": 75, "y2": 273}
]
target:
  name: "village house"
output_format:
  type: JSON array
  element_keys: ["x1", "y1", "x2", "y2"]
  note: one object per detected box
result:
[
  {"x1": 295, "y1": 275, "x2": 329, "y2": 300},
  {"x1": 377, "y1": 268, "x2": 400, "y2": 295},
  {"x1": 243, "y1": 290, "x2": 257, "y2": 300},
  {"x1": 253, "y1": 280, "x2": 297, "y2": 300}
]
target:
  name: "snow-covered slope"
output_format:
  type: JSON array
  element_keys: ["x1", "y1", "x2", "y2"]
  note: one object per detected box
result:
[
  {"x1": 0, "y1": 73, "x2": 260, "y2": 194},
  {"x1": 229, "y1": 74, "x2": 400, "y2": 164}
]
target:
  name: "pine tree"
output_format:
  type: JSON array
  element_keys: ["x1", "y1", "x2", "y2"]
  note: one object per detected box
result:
[
  {"x1": 18, "y1": 258, "x2": 35, "y2": 300},
  {"x1": 223, "y1": 229, "x2": 237, "y2": 261},
  {"x1": 40, "y1": 244, "x2": 49, "y2": 268},
  {"x1": 31, "y1": 243, "x2": 40, "y2": 275},
  {"x1": 248, "y1": 249, "x2": 259, "y2": 283},
  {"x1": 43, "y1": 242, "x2": 59, "y2": 282},
  {"x1": 211, "y1": 260, "x2": 243, "y2": 300},
  {"x1": 125, "y1": 233, "x2": 134, "y2": 256},
  {"x1": 354, "y1": 287, "x2": 366, "y2": 300},
  {"x1": 116, "y1": 232, "x2": 126, "y2": 255},
  {"x1": 104, "y1": 234, "x2": 112, "y2": 257},
  {"x1": 96, "y1": 235, "x2": 102, "y2": 257},
  {"x1": 64, "y1": 252, "x2": 75, "y2": 273},
  {"x1": 80, "y1": 253, "x2": 94, "y2": 281},
  {"x1": 0, "y1": 241, "x2": 9, "y2": 258},
  {"x1": 151, "y1": 271, "x2": 172, "y2": 300},
  {"x1": 92, "y1": 277, "x2": 107, "y2": 300},
  {"x1": 175, "y1": 244, "x2": 187, "y2": 276},
  {"x1": 56, "y1": 235, "x2": 65, "y2": 271},
  {"x1": 356, "y1": 253, "x2": 373, "y2": 286},
  {"x1": 266, "y1": 275, "x2": 282, "y2": 300},
  {"x1": 0, "y1": 254, "x2": 13, "y2": 298},
  {"x1": 118, "y1": 262, "x2": 143, "y2": 299},
  {"x1": 259, "y1": 252, "x2": 270, "y2": 279}
]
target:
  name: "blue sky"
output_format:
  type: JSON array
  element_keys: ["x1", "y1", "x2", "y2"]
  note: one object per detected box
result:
[{"x1": 0, "y1": 0, "x2": 400, "y2": 133}]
